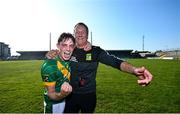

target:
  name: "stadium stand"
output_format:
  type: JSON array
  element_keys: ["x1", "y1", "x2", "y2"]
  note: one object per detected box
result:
[
  {"x1": 107, "y1": 50, "x2": 133, "y2": 58},
  {"x1": 17, "y1": 51, "x2": 48, "y2": 60},
  {"x1": 155, "y1": 50, "x2": 180, "y2": 59},
  {"x1": 17, "y1": 50, "x2": 155, "y2": 60},
  {"x1": 17, "y1": 50, "x2": 180, "y2": 60},
  {"x1": 17, "y1": 50, "x2": 136, "y2": 60}
]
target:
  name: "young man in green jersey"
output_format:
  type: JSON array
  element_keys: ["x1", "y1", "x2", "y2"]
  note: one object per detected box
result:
[{"x1": 41, "y1": 32, "x2": 75, "y2": 113}]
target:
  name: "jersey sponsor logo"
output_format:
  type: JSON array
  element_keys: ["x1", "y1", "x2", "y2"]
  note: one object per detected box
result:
[{"x1": 86, "y1": 53, "x2": 92, "y2": 61}]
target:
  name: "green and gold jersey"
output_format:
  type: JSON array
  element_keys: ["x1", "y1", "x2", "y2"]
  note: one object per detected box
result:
[{"x1": 41, "y1": 56, "x2": 70, "y2": 104}]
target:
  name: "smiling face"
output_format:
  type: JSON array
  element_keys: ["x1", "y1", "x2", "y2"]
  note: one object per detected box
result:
[
  {"x1": 74, "y1": 25, "x2": 88, "y2": 48},
  {"x1": 57, "y1": 38, "x2": 75, "y2": 61}
]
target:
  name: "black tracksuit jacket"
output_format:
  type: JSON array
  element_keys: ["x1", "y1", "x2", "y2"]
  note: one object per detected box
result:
[{"x1": 69, "y1": 46, "x2": 124, "y2": 94}]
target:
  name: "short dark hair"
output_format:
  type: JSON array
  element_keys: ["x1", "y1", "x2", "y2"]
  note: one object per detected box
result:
[
  {"x1": 58, "y1": 32, "x2": 75, "y2": 44},
  {"x1": 74, "y1": 22, "x2": 89, "y2": 36}
]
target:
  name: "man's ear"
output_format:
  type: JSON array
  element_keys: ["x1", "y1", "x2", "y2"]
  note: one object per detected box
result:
[{"x1": 56, "y1": 43, "x2": 60, "y2": 49}]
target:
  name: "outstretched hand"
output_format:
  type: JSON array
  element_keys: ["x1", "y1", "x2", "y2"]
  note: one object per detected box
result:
[{"x1": 134, "y1": 67, "x2": 153, "y2": 86}]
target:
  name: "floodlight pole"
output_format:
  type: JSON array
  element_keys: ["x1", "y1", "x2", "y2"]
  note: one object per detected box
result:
[
  {"x1": 91, "y1": 31, "x2": 92, "y2": 45},
  {"x1": 142, "y1": 35, "x2": 144, "y2": 51},
  {"x1": 49, "y1": 32, "x2": 51, "y2": 51}
]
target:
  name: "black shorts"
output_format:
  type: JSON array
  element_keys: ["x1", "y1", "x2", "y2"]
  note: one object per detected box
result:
[{"x1": 64, "y1": 92, "x2": 96, "y2": 113}]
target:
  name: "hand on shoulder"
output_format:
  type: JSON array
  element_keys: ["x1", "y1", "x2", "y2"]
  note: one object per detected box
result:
[{"x1": 46, "y1": 49, "x2": 60, "y2": 59}]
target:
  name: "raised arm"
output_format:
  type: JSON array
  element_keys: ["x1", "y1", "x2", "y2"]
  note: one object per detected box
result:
[{"x1": 97, "y1": 47, "x2": 153, "y2": 86}]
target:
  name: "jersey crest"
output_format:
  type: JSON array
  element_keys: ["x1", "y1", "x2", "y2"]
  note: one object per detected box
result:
[{"x1": 86, "y1": 53, "x2": 92, "y2": 61}]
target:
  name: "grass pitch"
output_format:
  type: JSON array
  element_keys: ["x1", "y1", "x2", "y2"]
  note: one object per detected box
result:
[{"x1": 0, "y1": 59, "x2": 179, "y2": 113}]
